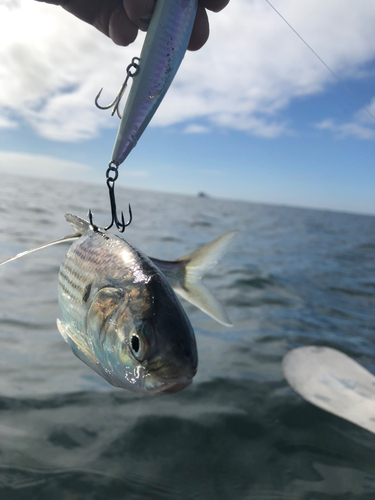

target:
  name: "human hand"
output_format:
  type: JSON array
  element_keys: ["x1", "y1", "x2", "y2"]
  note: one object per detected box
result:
[{"x1": 35, "y1": 0, "x2": 230, "y2": 51}]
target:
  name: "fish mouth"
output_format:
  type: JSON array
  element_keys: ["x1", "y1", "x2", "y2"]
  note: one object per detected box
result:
[
  {"x1": 144, "y1": 358, "x2": 196, "y2": 395},
  {"x1": 141, "y1": 373, "x2": 193, "y2": 396},
  {"x1": 160, "y1": 376, "x2": 193, "y2": 394}
]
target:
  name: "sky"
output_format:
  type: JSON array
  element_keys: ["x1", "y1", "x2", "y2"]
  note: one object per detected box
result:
[{"x1": 0, "y1": 0, "x2": 374, "y2": 215}]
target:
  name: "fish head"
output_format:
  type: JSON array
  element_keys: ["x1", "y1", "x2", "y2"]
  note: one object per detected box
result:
[{"x1": 86, "y1": 272, "x2": 198, "y2": 395}]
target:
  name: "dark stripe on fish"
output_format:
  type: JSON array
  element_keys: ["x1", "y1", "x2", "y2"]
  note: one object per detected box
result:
[
  {"x1": 83, "y1": 283, "x2": 92, "y2": 303},
  {"x1": 59, "y1": 268, "x2": 82, "y2": 293},
  {"x1": 58, "y1": 278, "x2": 73, "y2": 298}
]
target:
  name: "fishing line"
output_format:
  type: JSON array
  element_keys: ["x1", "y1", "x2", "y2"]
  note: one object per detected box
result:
[{"x1": 264, "y1": 0, "x2": 375, "y2": 123}]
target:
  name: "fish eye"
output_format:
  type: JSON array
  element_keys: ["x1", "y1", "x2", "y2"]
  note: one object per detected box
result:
[
  {"x1": 130, "y1": 332, "x2": 146, "y2": 360},
  {"x1": 128, "y1": 323, "x2": 153, "y2": 362},
  {"x1": 131, "y1": 334, "x2": 140, "y2": 354}
]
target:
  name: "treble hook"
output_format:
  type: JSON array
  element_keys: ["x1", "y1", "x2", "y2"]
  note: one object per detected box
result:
[
  {"x1": 88, "y1": 162, "x2": 132, "y2": 233},
  {"x1": 95, "y1": 57, "x2": 140, "y2": 119}
]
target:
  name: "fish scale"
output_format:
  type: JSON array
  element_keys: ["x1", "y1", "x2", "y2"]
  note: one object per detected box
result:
[
  {"x1": 58, "y1": 232, "x2": 155, "y2": 334},
  {"x1": 58, "y1": 253, "x2": 90, "y2": 332},
  {"x1": 58, "y1": 235, "x2": 113, "y2": 327}
]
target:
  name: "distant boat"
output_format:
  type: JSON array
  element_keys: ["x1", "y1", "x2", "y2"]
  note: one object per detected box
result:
[{"x1": 197, "y1": 192, "x2": 209, "y2": 198}]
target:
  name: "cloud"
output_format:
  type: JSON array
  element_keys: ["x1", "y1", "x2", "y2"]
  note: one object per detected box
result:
[
  {"x1": 316, "y1": 119, "x2": 375, "y2": 140},
  {"x1": 0, "y1": 116, "x2": 17, "y2": 129},
  {"x1": 183, "y1": 124, "x2": 210, "y2": 134},
  {"x1": 315, "y1": 97, "x2": 375, "y2": 139},
  {"x1": 0, "y1": 151, "x2": 92, "y2": 181},
  {"x1": 1, "y1": 0, "x2": 375, "y2": 141},
  {"x1": 0, "y1": 1, "x2": 144, "y2": 142},
  {"x1": 355, "y1": 96, "x2": 375, "y2": 124}
]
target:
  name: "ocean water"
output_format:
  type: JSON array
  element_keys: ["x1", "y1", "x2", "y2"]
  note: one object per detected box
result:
[{"x1": 1, "y1": 174, "x2": 375, "y2": 499}]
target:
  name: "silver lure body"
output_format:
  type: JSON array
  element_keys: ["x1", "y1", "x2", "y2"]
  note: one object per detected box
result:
[
  {"x1": 111, "y1": 0, "x2": 198, "y2": 165},
  {"x1": 57, "y1": 226, "x2": 198, "y2": 395}
]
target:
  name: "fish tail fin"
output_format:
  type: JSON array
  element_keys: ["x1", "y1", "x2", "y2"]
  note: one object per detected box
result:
[{"x1": 175, "y1": 231, "x2": 237, "y2": 326}]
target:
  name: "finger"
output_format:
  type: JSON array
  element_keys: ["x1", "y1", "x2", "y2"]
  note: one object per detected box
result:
[
  {"x1": 62, "y1": 0, "x2": 138, "y2": 46},
  {"x1": 124, "y1": 0, "x2": 156, "y2": 32},
  {"x1": 126, "y1": 0, "x2": 210, "y2": 51},
  {"x1": 108, "y1": 5, "x2": 138, "y2": 46},
  {"x1": 188, "y1": 4, "x2": 209, "y2": 51},
  {"x1": 35, "y1": 0, "x2": 62, "y2": 4},
  {"x1": 199, "y1": 0, "x2": 230, "y2": 13},
  {"x1": 62, "y1": 0, "x2": 117, "y2": 28}
]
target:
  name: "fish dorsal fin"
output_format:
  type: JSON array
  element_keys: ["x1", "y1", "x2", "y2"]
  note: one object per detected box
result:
[
  {"x1": 0, "y1": 234, "x2": 80, "y2": 267},
  {"x1": 65, "y1": 214, "x2": 91, "y2": 235},
  {"x1": 0, "y1": 213, "x2": 90, "y2": 267}
]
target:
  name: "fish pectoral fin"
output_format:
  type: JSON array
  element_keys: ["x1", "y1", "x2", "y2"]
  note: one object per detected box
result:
[
  {"x1": 0, "y1": 234, "x2": 80, "y2": 267},
  {"x1": 57, "y1": 318, "x2": 122, "y2": 388},
  {"x1": 57, "y1": 318, "x2": 98, "y2": 370}
]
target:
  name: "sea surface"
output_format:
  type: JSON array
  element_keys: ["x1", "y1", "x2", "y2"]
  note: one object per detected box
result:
[{"x1": 0, "y1": 174, "x2": 375, "y2": 499}]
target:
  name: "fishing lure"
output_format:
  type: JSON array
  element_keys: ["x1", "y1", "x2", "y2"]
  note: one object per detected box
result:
[{"x1": 93, "y1": 0, "x2": 198, "y2": 232}]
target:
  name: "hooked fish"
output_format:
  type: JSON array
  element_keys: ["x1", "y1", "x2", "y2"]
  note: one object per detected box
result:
[{"x1": 1, "y1": 215, "x2": 236, "y2": 395}]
